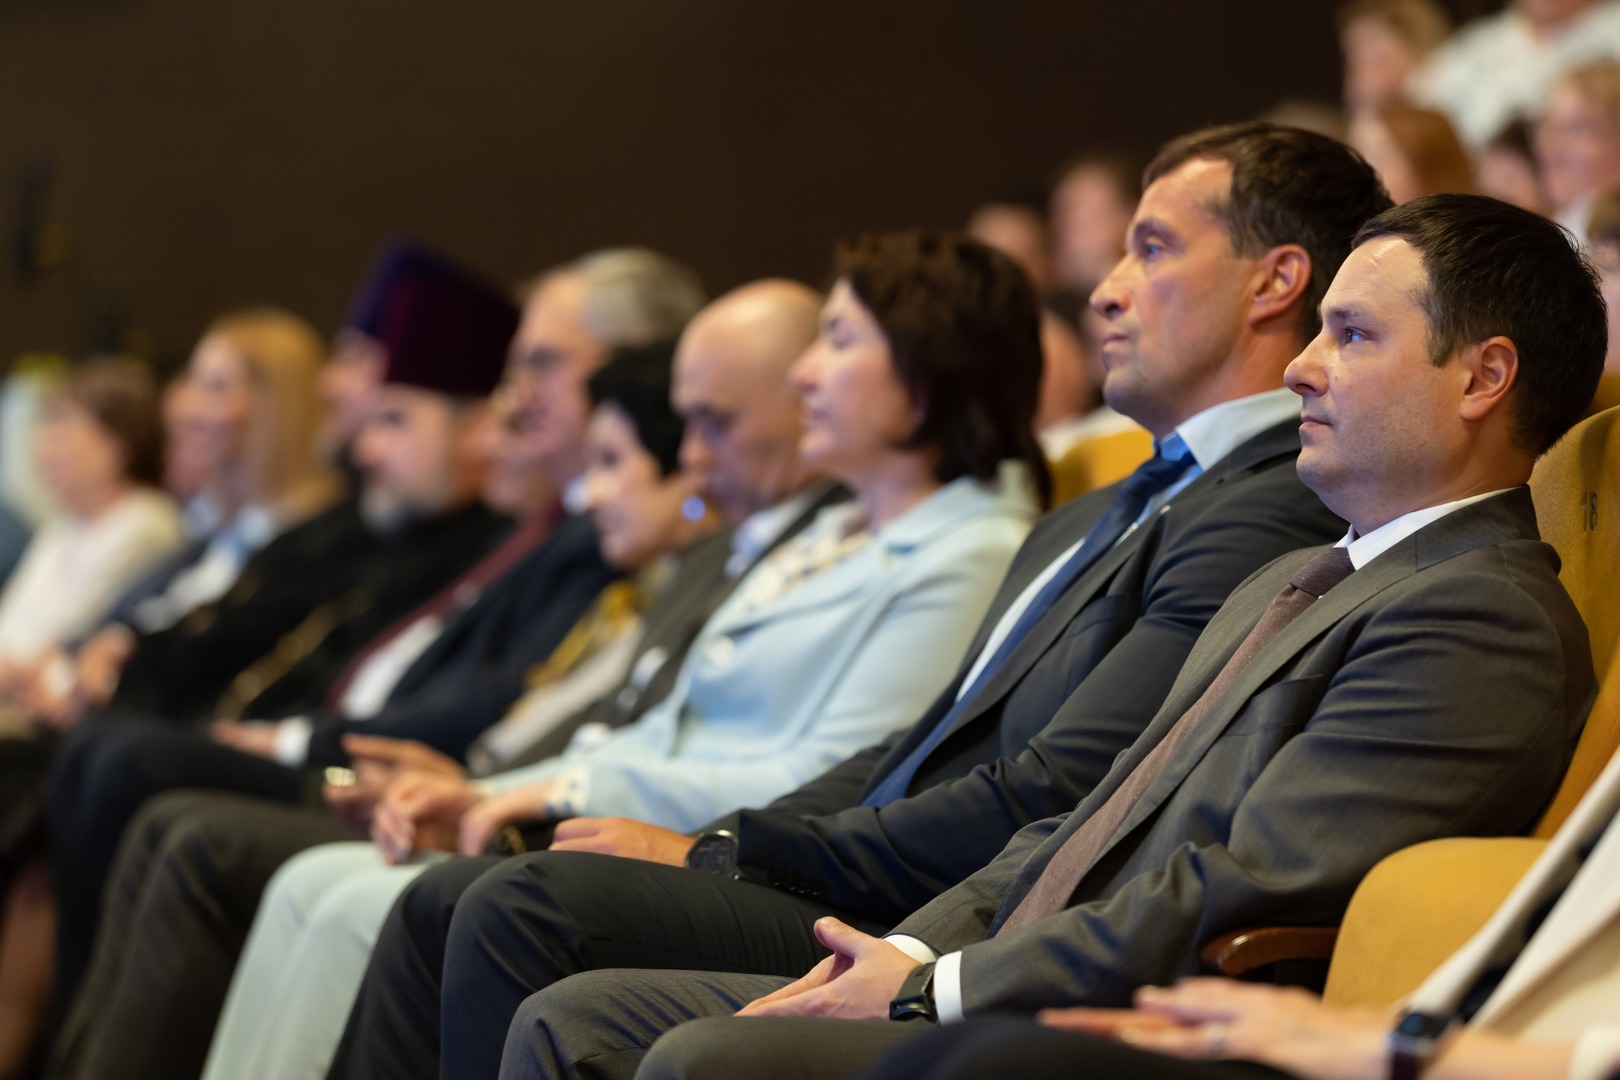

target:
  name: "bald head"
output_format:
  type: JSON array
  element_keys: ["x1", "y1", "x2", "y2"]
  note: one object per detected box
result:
[{"x1": 673, "y1": 280, "x2": 822, "y2": 522}]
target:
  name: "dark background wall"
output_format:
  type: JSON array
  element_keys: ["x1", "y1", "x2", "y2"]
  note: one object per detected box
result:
[{"x1": 1, "y1": 0, "x2": 1503, "y2": 369}]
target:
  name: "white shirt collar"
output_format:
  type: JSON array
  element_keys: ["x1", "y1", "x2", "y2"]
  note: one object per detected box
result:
[
  {"x1": 1167, "y1": 388, "x2": 1300, "y2": 471},
  {"x1": 728, "y1": 486, "x2": 824, "y2": 578},
  {"x1": 562, "y1": 476, "x2": 589, "y2": 516},
  {"x1": 1337, "y1": 489, "x2": 1513, "y2": 570}
]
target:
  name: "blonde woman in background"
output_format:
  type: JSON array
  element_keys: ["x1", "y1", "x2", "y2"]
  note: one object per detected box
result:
[
  {"x1": 0, "y1": 310, "x2": 337, "y2": 1075},
  {"x1": 39, "y1": 309, "x2": 340, "y2": 725}
]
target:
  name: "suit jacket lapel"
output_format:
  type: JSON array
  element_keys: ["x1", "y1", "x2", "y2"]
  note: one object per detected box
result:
[
  {"x1": 941, "y1": 421, "x2": 1309, "y2": 741},
  {"x1": 952, "y1": 491, "x2": 1114, "y2": 666},
  {"x1": 1093, "y1": 489, "x2": 1543, "y2": 866},
  {"x1": 950, "y1": 508, "x2": 1161, "y2": 732}
]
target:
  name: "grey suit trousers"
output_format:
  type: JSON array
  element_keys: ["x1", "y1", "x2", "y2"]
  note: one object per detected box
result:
[
  {"x1": 497, "y1": 967, "x2": 918, "y2": 1080},
  {"x1": 496, "y1": 971, "x2": 1300, "y2": 1080}
]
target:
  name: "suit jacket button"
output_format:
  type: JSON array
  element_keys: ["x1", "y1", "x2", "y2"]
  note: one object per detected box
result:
[{"x1": 704, "y1": 637, "x2": 737, "y2": 668}]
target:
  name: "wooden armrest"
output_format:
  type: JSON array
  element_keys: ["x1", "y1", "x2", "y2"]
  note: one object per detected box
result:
[{"x1": 1200, "y1": 926, "x2": 1339, "y2": 978}]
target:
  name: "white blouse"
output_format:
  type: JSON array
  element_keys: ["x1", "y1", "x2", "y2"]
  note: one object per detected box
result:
[{"x1": 0, "y1": 488, "x2": 183, "y2": 661}]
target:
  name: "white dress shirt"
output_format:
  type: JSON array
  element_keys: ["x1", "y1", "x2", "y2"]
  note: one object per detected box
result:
[
  {"x1": 129, "y1": 505, "x2": 279, "y2": 634},
  {"x1": 0, "y1": 488, "x2": 183, "y2": 661},
  {"x1": 725, "y1": 486, "x2": 825, "y2": 579}
]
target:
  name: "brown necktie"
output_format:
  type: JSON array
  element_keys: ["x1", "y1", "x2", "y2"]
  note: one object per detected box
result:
[{"x1": 998, "y1": 545, "x2": 1356, "y2": 934}]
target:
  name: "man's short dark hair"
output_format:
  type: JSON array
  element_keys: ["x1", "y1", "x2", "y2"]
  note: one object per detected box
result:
[
  {"x1": 1146, "y1": 122, "x2": 1393, "y2": 342},
  {"x1": 1354, "y1": 194, "x2": 1606, "y2": 456}
]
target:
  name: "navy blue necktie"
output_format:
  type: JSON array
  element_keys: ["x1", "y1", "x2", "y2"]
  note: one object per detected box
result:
[{"x1": 860, "y1": 444, "x2": 1197, "y2": 808}]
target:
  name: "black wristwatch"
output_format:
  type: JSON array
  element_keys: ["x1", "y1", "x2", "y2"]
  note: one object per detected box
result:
[
  {"x1": 889, "y1": 961, "x2": 938, "y2": 1023},
  {"x1": 685, "y1": 829, "x2": 739, "y2": 877},
  {"x1": 1387, "y1": 1011, "x2": 1454, "y2": 1080}
]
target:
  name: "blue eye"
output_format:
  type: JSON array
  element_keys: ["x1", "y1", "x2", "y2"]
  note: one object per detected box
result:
[
  {"x1": 1141, "y1": 240, "x2": 1164, "y2": 259},
  {"x1": 1340, "y1": 326, "x2": 1367, "y2": 345}
]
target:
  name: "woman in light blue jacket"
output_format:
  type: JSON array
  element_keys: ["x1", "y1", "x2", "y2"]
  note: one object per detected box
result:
[{"x1": 201, "y1": 232, "x2": 1052, "y2": 1080}]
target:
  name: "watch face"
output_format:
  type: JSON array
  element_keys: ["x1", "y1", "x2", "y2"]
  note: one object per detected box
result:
[
  {"x1": 688, "y1": 832, "x2": 738, "y2": 876},
  {"x1": 1395, "y1": 1012, "x2": 1451, "y2": 1040}
]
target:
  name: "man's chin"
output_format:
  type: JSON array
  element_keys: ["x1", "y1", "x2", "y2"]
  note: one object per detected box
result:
[
  {"x1": 1293, "y1": 454, "x2": 1340, "y2": 503},
  {"x1": 1099, "y1": 371, "x2": 1151, "y2": 427}
]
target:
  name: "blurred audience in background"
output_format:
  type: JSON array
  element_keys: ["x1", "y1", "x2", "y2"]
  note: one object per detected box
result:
[
  {"x1": 1536, "y1": 58, "x2": 1620, "y2": 242},
  {"x1": 1415, "y1": 0, "x2": 1620, "y2": 149},
  {"x1": 1347, "y1": 102, "x2": 1473, "y2": 201},
  {"x1": 23, "y1": 309, "x2": 340, "y2": 728},
  {"x1": 1584, "y1": 188, "x2": 1620, "y2": 410},
  {"x1": 1338, "y1": 0, "x2": 1453, "y2": 113},
  {"x1": 1477, "y1": 117, "x2": 1552, "y2": 211},
  {"x1": 1049, "y1": 152, "x2": 1140, "y2": 299},
  {"x1": 0, "y1": 358, "x2": 180, "y2": 686},
  {"x1": 965, "y1": 199, "x2": 1054, "y2": 294}
]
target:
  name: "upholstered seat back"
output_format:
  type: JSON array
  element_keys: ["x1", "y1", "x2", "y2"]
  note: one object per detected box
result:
[{"x1": 1530, "y1": 406, "x2": 1620, "y2": 835}]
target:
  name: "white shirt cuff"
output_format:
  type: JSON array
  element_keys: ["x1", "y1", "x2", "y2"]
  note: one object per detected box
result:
[
  {"x1": 38, "y1": 652, "x2": 74, "y2": 702},
  {"x1": 1569, "y1": 1028, "x2": 1620, "y2": 1080},
  {"x1": 883, "y1": 935, "x2": 937, "y2": 966},
  {"x1": 272, "y1": 716, "x2": 313, "y2": 767},
  {"x1": 933, "y1": 951, "x2": 964, "y2": 1023},
  {"x1": 543, "y1": 765, "x2": 591, "y2": 818},
  {"x1": 882, "y1": 937, "x2": 964, "y2": 1024}
]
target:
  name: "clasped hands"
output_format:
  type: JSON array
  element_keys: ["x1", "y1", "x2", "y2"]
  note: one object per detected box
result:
[
  {"x1": 722, "y1": 940, "x2": 1401, "y2": 1080},
  {"x1": 718, "y1": 924, "x2": 1404, "y2": 1080},
  {"x1": 313, "y1": 734, "x2": 560, "y2": 864}
]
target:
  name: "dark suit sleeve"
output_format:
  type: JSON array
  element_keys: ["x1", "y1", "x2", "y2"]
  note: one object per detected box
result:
[
  {"x1": 762, "y1": 733, "x2": 906, "y2": 815},
  {"x1": 733, "y1": 476, "x2": 1345, "y2": 924},
  {"x1": 304, "y1": 538, "x2": 618, "y2": 767},
  {"x1": 948, "y1": 560, "x2": 1586, "y2": 1014},
  {"x1": 690, "y1": 736, "x2": 904, "y2": 837}
]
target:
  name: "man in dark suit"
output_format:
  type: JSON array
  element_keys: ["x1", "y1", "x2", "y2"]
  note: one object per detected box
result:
[
  {"x1": 321, "y1": 123, "x2": 1384, "y2": 1080},
  {"x1": 501, "y1": 198, "x2": 1607, "y2": 1080},
  {"x1": 42, "y1": 279, "x2": 836, "y2": 1080}
]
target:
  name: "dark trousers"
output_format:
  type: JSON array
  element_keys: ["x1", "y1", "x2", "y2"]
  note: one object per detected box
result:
[
  {"x1": 45, "y1": 715, "x2": 304, "y2": 1031},
  {"x1": 48, "y1": 789, "x2": 358, "y2": 1080},
  {"x1": 327, "y1": 850, "x2": 888, "y2": 1080},
  {"x1": 860, "y1": 1019, "x2": 1294, "y2": 1080}
]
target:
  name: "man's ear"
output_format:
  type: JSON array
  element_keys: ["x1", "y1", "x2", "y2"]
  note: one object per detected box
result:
[
  {"x1": 1456, "y1": 336, "x2": 1519, "y2": 423},
  {"x1": 1247, "y1": 244, "x2": 1312, "y2": 330}
]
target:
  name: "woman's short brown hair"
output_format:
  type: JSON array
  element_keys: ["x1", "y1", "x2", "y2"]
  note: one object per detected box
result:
[
  {"x1": 835, "y1": 231, "x2": 1051, "y2": 507},
  {"x1": 55, "y1": 356, "x2": 166, "y2": 488},
  {"x1": 1372, "y1": 103, "x2": 1474, "y2": 198}
]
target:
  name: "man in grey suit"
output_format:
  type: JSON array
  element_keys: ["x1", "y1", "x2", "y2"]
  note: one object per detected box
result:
[{"x1": 494, "y1": 199, "x2": 1606, "y2": 1078}]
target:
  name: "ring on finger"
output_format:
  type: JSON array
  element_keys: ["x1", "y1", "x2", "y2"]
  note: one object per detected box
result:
[{"x1": 1204, "y1": 1023, "x2": 1229, "y2": 1054}]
